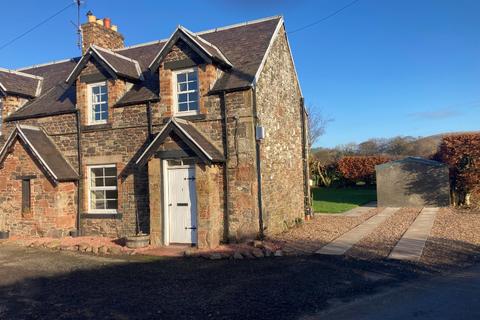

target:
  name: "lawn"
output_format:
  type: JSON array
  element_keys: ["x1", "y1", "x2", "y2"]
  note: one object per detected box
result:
[{"x1": 312, "y1": 187, "x2": 377, "y2": 213}]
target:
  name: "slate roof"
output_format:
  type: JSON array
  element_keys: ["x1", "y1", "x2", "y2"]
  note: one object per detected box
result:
[
  {"x1": 66, "y1": 45, "x2": 142, "y2": 83},
  {"x1": 136, "y1": 118, "x2": 224, "y2": 165},
  {"x1": 5, "y1": 16, "x2": 282, "y2": 120},
  {"x1": 0, "y1": 125, "x2": 78, "y2": 182},
  {"x1": 148, "y1": 26, "x2": 233, "y2": 71},
  {"x1": 0, "y1": 68, "x2": 43, "y2": 98}
]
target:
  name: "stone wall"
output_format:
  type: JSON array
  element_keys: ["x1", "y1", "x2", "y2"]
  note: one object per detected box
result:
[
  {"x1": 76, "y1": 58, "x2": 150, "y2": 237},
  {"x1": 20, "y1": 113, "x2": 78, "y2": 168},
  {"x1": 0, "y1": 139, "x2": 76, "y2": 236},
  {"x1": 1, "y1": 95, "x2": 29, "y2": 137},
  {"x1": 255, "y1": 26, "x2": 306, "y2": 234}
]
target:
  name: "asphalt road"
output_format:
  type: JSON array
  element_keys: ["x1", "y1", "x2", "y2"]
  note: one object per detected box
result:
[
  {"x1": 313, "y1": 264, "x2": 480, "y2": 320},
  {"x1": 0, "y1": 243, "x2": 478, "y2": 320}
]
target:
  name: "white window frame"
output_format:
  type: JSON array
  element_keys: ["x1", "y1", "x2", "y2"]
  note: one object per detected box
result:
[
  {"x1": 87, "y1": 164, "x2": 118, "y2": 214},
  {"x1": 172, "y1": 68, "x2": 199, "y2": 116},
  {"x1": 87, "y1": 81, "x2": 108, "y2": 125}
]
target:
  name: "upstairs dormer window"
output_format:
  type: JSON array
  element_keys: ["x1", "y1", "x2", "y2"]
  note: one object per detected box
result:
[
  {"x1": 88, "y1": 82, "x2": 108, "y2": 124},
  {"x1": 173, "y1": 68, "x2": 199, "y2": 115}
]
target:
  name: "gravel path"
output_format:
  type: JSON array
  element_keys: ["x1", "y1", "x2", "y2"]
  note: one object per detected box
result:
[
  {"x1": 270, "y1": 209, "x2": 379, "y2": 254},
  {"x1": 421, "y1": 207, "x2": 480, "y2": 268},
  {"x1": 347, "y1": 208, "x2": 421, "y2": 260}
]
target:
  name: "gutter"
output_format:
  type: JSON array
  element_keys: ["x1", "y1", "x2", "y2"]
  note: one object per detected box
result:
[
  {"x1": 252, "y1": 87, "x2": 264, "y2": 238},
  {"x1": 146, "y1": 101, "x2": 153, "y2": 140},
  {"x1": 300, "y1": 97, "x2": 310, "y2": 213},
  {"x1": 5, "y1": 109, "x2": 77, "y2": 122},
  {"x1": 75, "y1": 109, "x2": 83, "y2": 236},
  {"x1": 220, "y1": 91, "x2": 230, "y2": 242}
]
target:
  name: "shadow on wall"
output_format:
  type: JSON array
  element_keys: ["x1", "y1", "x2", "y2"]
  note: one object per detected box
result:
[
  {"x1": 120, "y1": 138, "x2": 152, "y2": 235},
  {"x1": 401, "y1": 161, "x2": 450, "y2": 207},
  {"x1": 0, "y1": 237, "x2": 478, "y2": 319}
]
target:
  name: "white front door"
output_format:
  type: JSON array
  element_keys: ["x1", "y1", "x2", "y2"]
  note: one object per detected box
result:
[{"x1": 167, "y1": 166, "x2": 197, "y2": 244}]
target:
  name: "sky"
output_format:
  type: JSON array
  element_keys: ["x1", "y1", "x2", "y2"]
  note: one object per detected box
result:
[{"x1": 0, "y1": 0, "x2": 479, "y2": 148}]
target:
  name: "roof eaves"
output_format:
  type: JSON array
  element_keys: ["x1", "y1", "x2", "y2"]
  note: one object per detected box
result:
[
  {"x1": 39, "y1": 126, "x2": 78, "y2": 180},
  {"x1": 66, "y1": 46, "x2": 124, "y2": 84},
  {"x1": 6, "y1": 109, "x2": 76, "y2": 122},
  {"x1": 148, "y1": 27, "x2": 214, "y2": 71},
  {"x1": 178, "y1": 26, "x2": 233, "y2": 68},
  {"x1": 16, "y1": 125, "x2": 59, "y2": 181},
  {"x1": 136, "y1": 118, "x2": 173, "y2": 165},
  {"x1": 93, "y1": 45, "x2": 143, "y2": 80},
  {"x1": 90, "y1": 46, "x2": 120, "y2": 75},
  {"x1": 172, "y1": 118, "x2": 213, "y2": 162},
  {"x1": 0, "y1": 67, "x2": 44, "y2": 81},
  {"x1": 0, "y1": 129, "x2": 17, "y2": 163},
  {"x1": 114, "y1": 96, "x2": 160, "y2": 108}
]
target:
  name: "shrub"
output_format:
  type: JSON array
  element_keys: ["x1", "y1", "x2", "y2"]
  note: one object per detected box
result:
[
  {"x1": 437, "y1": 133, "x2": 480, "y2": 206},
  {"x1": 337, "y1": 156, "x2": 391, "y2": 185}
]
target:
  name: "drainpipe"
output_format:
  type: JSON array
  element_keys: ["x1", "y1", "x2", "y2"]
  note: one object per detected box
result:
[
  {"x1": 75, "y1": 109, "x2": 83, "y2": 236},
  {"x1": 220, "y1": 91, "x2": 230, "y2": 242},
  {"x1": 146, "y1": 101, "x2": 153, "y2": 140},
  {"x1": 252, "y1": 87, "x2": 264, "y2": 239},
  {"x1": 300, "y1": 97, "x2": 310, "y2": 213}
]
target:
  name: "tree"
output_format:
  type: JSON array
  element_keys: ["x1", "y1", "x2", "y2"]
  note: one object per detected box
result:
[{"x1": 306, "y1": 104, "x2": 332, "y2": 148}]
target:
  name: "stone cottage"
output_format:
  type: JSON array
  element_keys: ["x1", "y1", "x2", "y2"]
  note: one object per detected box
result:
[{"x1": 0, "y1": 13, "x2": 308, "y2": 248}]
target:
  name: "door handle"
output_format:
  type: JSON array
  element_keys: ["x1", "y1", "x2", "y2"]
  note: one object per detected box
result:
[
  {"x1": 177, "y1": 203, "x2": 188, "y2": 206},
  {"x1": 185, "y1": 226, "x2": 197, "y2": 230}
]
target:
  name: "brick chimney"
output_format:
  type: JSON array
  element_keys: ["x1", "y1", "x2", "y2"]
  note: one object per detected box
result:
[{"x1": 81, "y1": 11, "x2": 124, "y2": 54}]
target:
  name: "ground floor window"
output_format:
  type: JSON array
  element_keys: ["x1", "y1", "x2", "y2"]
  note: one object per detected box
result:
[{"x1": 88, "y1": 165, "x2": 118, "y2": 213}]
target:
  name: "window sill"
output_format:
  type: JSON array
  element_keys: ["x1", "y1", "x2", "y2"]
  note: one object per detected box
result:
[
  {"x1": 81, "y1": 123, "x2": 112, "y2": 132},
  {"x1": 81, "y1": 213, "x2": 123, "y2": 219},
  {"x1": 163, "y1": 114, "x2": 206, "y2": 123}
]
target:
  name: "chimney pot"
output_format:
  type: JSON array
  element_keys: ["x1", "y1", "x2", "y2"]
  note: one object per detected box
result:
[
  {"x1": 111, "y1": 25, "x2": 118, "y2": 32},
  {"x1": 103, "y1": 18, "x2": 111, "y2": 29},
  {"x1": 87, "y1": 15, "x2": 96, "y2": 23},
  {"x1": 96, "y1": 19, "x2": 104, "y2": 26}
]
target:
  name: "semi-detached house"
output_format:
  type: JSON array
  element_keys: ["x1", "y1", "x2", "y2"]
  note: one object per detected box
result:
[{"x1": 0, "y1": 13, "x2": 309, "y2": 248}]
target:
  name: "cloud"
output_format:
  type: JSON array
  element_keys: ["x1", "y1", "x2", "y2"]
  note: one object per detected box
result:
[{"x1": 408, "y1": 108, "x2": 463, "y2": 120}]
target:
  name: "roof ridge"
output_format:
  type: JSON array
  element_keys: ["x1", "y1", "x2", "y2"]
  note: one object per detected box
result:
[
  {"x1": 16, "y1": 58, "x2": 77, "y2": 72},
  {"x1": 0, "y1": 67, "x2": 44, "y2": 81},
  {"x1": 92, "y1": 45, "x2": 140, "y2": 64},
  {"x1": 116, "y1": 15, "x2": 282, "y2": 52},
  {"x1": 196, "y1": 15, "x2": 282, "y2": 35}
]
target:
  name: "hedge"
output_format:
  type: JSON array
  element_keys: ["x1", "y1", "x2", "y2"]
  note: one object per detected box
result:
[
  {"x1": 337, "y1": 156, "x2": 391, "y2": 183},
  {"x1": 437, "y1": 133, "x2": 480, "y2": 205}
]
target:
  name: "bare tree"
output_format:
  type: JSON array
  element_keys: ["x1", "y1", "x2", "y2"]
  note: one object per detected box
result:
[{"x1": 306, "y1": 104, "x2": 332, "y2": 148}]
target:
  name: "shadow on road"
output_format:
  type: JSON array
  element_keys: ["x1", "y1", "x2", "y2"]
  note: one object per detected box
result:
[{"x1": 1, "y1": 239, "x2": 478, "y2": 320}]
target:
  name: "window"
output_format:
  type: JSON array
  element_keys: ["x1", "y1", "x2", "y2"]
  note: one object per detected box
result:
[
  {"x1": 88, "y1": 82, "x2": 108, "y2": 124},
  {"x1": 22, "y1": 179, "x2": 31, "y2": 213},
  {"x1": 173, "y1": 69, "x2": 199, "y2": 114},
  {"x1": 88, "y1": 165, "x2": 118, "y2": 213}
]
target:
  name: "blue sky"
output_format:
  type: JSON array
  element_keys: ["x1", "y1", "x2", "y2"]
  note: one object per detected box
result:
[{"x1": 1, "y1": 0, "x2": 479, "y2": 147}]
